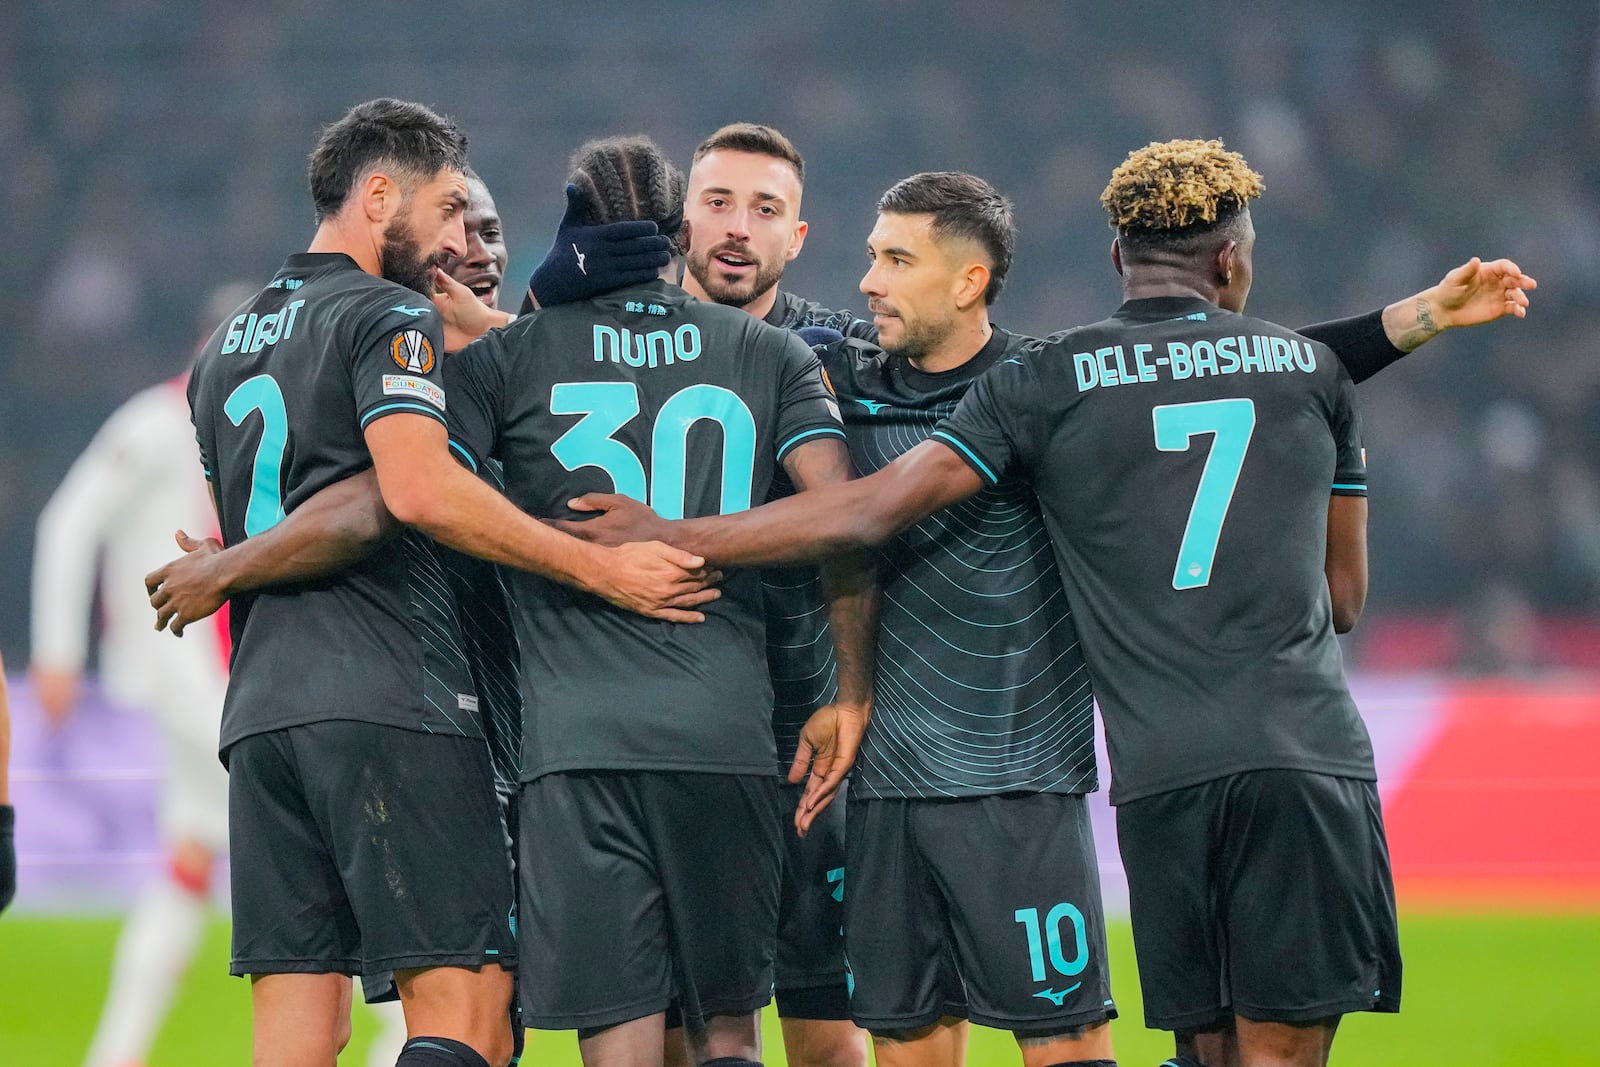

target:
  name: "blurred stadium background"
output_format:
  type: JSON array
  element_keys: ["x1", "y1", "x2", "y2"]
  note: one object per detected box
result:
[{"x1": 1, "y1": 3, "x2": 1596, "y2": 1064}]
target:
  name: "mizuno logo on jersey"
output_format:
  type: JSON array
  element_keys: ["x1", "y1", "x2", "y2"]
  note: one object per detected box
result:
[
  {"x1": 391, "y1": 330, "x2": 436, "y2": 373},
  {"x1": 1032, "y1": 983, "x2": 1081, "y2": 1006},
  {"x1": 573, "y1": 243, "x2": 587, "y2": 275},
  {"x1": 390, "y1": 304, "x2": 431, "y2": 318},
  {"x1": 854, "y1": 398, "x2": 890, "y2": 415}
]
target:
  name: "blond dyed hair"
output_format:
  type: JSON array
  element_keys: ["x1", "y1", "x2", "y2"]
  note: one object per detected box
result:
[{"x1": 1101, "y1": 138, "x2": 1264, "y2": 235}]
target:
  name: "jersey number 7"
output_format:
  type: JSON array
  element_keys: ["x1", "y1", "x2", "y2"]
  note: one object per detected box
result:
[
  {"x1": 1151, "y1": 398, "x2": 1255, "y2": 591},
  {"x1": 225, "y1": 374, "x2": 290, "y2": 536}
]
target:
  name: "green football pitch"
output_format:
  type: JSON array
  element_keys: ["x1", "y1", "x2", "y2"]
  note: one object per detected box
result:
[{"x1": 1, "y1": 911, "x2": 1594, "y2": 1065}]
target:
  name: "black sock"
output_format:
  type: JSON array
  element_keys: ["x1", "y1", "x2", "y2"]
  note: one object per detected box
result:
[
  {"x1": 395, "y1": 1036, "x2": 492, "y2": 1067},
  {"x1": 700, "y1": 1059, "x2": 763, "y2": 1067}
]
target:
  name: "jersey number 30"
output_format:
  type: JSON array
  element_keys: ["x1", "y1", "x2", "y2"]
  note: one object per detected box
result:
[
  {"x1": 550, "y1": 381, "x2": 757, "y2": 519},
  {"x1": 1152, "y1": 398, "x2": 1255, "y2": 590}
]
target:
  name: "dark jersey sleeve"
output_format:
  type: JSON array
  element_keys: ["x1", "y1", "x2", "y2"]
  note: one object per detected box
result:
[
  {"x1": 352, "y1": 303, "x2": 449, "y2": 431},
  {"x1": 1330, "y1": 367, "x2": 1368, "y2": 496},
  {"x1": 441, "y1": 333, "x2": 509, "y2": 473},
  {"x1": 1298, "y1": 309, "x2": 1404, "y2": 385},
  {"x1": 927, "y1": 353, "x2": 1042, "y2": 486},
  {"x1": 771, "y1": 331, "x2": 848, "y2": 462},
  {"x1": 187, "y1": 371, "x2": 214, "y2": 485}
]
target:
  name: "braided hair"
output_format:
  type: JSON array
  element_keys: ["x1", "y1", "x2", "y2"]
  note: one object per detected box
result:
[{"x1": 567, "y1": 135, "x2": 687, "y2": 253}]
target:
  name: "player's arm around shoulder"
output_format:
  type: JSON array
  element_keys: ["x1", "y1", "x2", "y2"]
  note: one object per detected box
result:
[
  {"x1": 366, "y1": 412, "x2": 718, "y2": 622},
  {"x1": 146, "y1": 470, "x2": 397, "y2": 636}
]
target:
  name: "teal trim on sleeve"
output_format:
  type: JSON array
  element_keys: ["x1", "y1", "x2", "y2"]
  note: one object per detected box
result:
[
  {"x1": 929, "y1": 430, "x2": 999, "y2": 484},
  {"x1": 359, "y1": 401, "x2": 447, "y2": 428}
]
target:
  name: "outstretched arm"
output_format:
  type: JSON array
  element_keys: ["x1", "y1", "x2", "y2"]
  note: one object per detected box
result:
[
  {"x1": 367, "y1": 412, "x2": 719, "y2": 621},
  {"x1": 569, "y1": 439, "x2": 987, "y2": 568},
  {"x1": 146, "y1": 469, "x2": 397, "y2": 636},
  {"x1": 1381, "y1": 256, "x2": 1536, "y2": 352},
  {"x1": 1302, "y1": 257, "x2": 1536, "y2": 384}
]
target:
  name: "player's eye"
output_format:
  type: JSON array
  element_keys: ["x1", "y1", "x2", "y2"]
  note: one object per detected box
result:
[{"x1": 482, "y1": 228, "x2": 501, "y2": 242}]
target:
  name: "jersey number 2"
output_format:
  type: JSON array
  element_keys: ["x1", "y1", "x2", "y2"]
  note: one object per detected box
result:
[
  {"x1": 1152, "y1": 398, "x2": 1255, "y2": 590},
  {"x1": 550, "y1": 381, "x2": 757, "y2": 519},
  {"x1": 225, "y1": 374, "x2": 288, "y2": 536}
]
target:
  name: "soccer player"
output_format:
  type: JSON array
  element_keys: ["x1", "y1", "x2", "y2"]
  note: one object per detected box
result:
[
  {"x1": 442, "y1": 134, "x2": 874, "y2": 1067},
  {"x1": 564, "y1": 138, "x2": 1535, "y2": 1067},
  {"x1": 186, "y1": 99, "x2": 713, "y2": 1067},
  {"x1": 676, "y1": 122, "x2": 871, "y2": 1067},
  {"x1": 595, "y1": 168, "x2": 1118, "y2": 1067},
  {"x1": 148, "y1": 163, "x2": 663, "y2": 1067},
  {"x1": 29, "y1": 283, "x2": 244, "y2": 1067}
]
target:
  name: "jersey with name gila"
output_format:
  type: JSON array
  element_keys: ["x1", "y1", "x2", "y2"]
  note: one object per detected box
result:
[
  {"x1": 825, "y1": 326, "x2": 1098, "y2": 800},
  {"x1": 189, "y1": 252, "x2": 478, "y2": 755},
  {"x1": 445, "y1": 279, "x2": 846, "y2": 781},
  {"x1": 935, "y1": 296, "x2": 1372, "y2": 803}
]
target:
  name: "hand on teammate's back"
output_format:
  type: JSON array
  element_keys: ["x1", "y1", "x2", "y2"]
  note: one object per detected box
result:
[
  {"x1": 523, "y1": 184, "x2": 675, "y2": 313},
  {"x1": 555, "y1": 492, "x2": 673, "y2": 547},
  {"x1": 789, "y1": 701, "x2": 871, "y2": 836},
  {"x1": 145, "y1": 530, "x2": 228, "y2": 637},
  {"x1": 588, "y1": 541, "x2": 723, "y2": 623}
]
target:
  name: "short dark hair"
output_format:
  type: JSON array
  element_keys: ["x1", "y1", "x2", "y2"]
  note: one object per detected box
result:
[
  {"x1": 877, "y1": 172, "x2": 1015, "y2": 305},
  {"x1": 1101, "y1": 138, "x2": 1263, "y2": 261},
  {"x1": 307, "y1": 98, "x2": 469, "y2": 223},
  {"x1": 567, "y1": 135, "x2": 687, "y2": 250},
  {"x1": 691, "y1": 123, "x2": 805, "y2": 184}
]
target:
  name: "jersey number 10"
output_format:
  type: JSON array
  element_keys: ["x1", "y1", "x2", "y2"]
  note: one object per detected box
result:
[
  {"x1": 550, "y1": 381, "x2": 758, "y2": 519},
  {"x1": 1151, "y1": 398, "x2": 1255, "y2": 590}
]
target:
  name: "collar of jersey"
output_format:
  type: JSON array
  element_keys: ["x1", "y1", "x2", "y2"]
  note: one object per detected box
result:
[
  {"x1": 281, "y1": 252, "x2": 360, "y2": 274},
  {"x1": 1113, "y1": 295, "x2": 1222, "y2": 322}
]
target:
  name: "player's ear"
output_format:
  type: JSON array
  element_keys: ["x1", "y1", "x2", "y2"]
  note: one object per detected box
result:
[
  {"x1": 786, "y1": 218, "x2": 809, "y2": 262},
  {"x1": 1216, "y1": 240, "x2": 1237, "y2": 286},
  {"x1": 360, "y1": 171, "x2": 397, "y2": 223},
  {"x1": 1111, "y1": 237, "x2": 1124, "y2": 277},
  {"x1": 954, "y1": 261, "x2": 990, "y2": 312}
]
